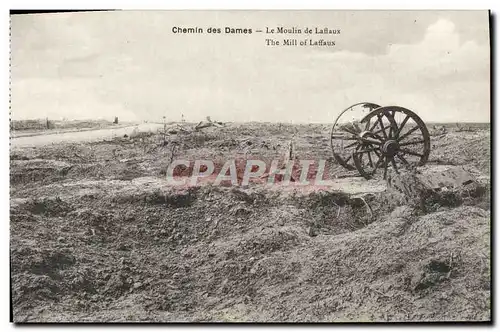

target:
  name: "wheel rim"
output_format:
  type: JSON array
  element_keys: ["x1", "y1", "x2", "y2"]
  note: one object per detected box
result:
[
  {"x1": 330, "y1": 102, "x2": 381, "y2": 171},
  {"x1": 352, "y1": 106, "x2": 431, "y2": 179}
]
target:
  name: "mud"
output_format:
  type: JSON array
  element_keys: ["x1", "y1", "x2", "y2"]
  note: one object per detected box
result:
[{"x1": 10, "y1": 123, "x2": 491, "y2": 322}]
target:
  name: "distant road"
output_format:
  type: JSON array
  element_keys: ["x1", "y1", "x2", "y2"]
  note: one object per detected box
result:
[
  {"x1": 11, "y1": 123, "x2": 135, "y2": 138},
  {"x1": 10, "y1": 123, "x2": 165, "y2": 148}
]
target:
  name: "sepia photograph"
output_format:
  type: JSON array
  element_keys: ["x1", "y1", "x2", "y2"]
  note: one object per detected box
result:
[{"x1": 9, "y1": 10, "x2": 491, "y2": 323}]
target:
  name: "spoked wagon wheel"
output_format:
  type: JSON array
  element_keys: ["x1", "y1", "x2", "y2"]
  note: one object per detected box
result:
[
  {"x1": 352, "y1": 106, "x2": 431, "y2": 179},
  {"x1": 330, "y1": 102, "x2": 381, "y2": 171}
]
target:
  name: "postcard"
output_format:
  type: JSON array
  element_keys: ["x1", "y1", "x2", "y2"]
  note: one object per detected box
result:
[{"x1": 9, "y1": 10, "x2": 491, "y2": 323}]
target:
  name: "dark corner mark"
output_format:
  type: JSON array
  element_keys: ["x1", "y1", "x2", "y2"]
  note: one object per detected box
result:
[
  {"x1": 9, "y1": 252, "x2": 12, "y2": 323},
  {"x1": 10, "y1": 9, "x2": 118, "y2": 16},
  {"x1": 488, "y1": 9, "x2": 495, "y2": 326}
]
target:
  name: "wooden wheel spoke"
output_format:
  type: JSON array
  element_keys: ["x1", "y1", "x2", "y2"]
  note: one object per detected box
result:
[
  {"x1": 367, "y1": 151, "x2": 374, "y2": 168},
  {"x1": 362, "y1": 138, "x2": 383, "y2": 146},
  {"x1": 396, "y1": 115, "x2": 410, "y2": 138},
  {"x1": 399, "y1": 139, "x2": 425, "y2": 147},
  {"x1": 383, "y1": 157, "x2": 389, "y2": 179},
  {"x1": 344, "y1": 144, "x2": 363, "y2": 162},
  {"x1": 371, "y1": 134, "x2": 384, "y2": 142},
  {"x1": 399, "y1": 148, "x2": 424, "y2": 157},
  {"x1": 377, "y1": 115, "x2": 388, "y2": 139},
  {"x1": 396, "y1": 154, "x2": 410, "y2": 166},
  {"x1": 372, "y1": 124, "x2": 393, "y2": 136},
  {"x1": 371, "y1": 156, "x2": 384, "y2": 175},
  {"x1": 398, "y1": 125, "x2": 421, "y2": 142},
  {"x1": 369, "y1": 119, "x2": 379, "y2": 132},
  {"x1": 391, "y1": 158, "x2": 399, "y2": 174},
  {"x1": 364, "y1": 119, "x2": 372, "y2": 131},
  {"x1": 383, "y1": 110, "x2": 398, "y2": 138},
  {"x1": 344, "y1": 141, "x2": 359, "y2": 149},
  {"x1": 354, "y1": 147, "x2": 378, "y2": 154}
]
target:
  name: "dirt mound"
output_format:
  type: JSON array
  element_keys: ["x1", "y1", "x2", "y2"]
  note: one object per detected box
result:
[
  {"x1": 430, "y1": 131, "x2": 490, "y2": 175},
  {"x1": 10, "y1": 159, "x2": 73, "y2": 186},
  {"x1": 19, "y1": 197, "x2": 73, "y2": 217},
  {"x1": 385, "y1": 167, "x2": 490, "y2": 214},
  {"x1": 10, "y1": 178, "x2": 490, "y2": 322}
]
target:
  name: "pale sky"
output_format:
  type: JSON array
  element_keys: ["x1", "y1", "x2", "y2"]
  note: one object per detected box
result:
[{"x1": 10, "y1": 10, "x2": 490, "y2": 123}]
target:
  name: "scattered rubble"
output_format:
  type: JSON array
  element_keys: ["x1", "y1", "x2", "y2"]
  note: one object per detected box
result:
[{"x1": 195, "y1": 116, "x2": 224, "y2": 131}]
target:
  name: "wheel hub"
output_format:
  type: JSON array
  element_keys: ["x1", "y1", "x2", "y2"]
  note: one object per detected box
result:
[{"x1": 381, "y1": 140, "x2": 399, "y2": 157}]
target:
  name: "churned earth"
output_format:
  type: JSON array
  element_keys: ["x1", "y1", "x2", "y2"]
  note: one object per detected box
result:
[{"x1": 10, "y1": 122, "x2": 490, "y2": 322}]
